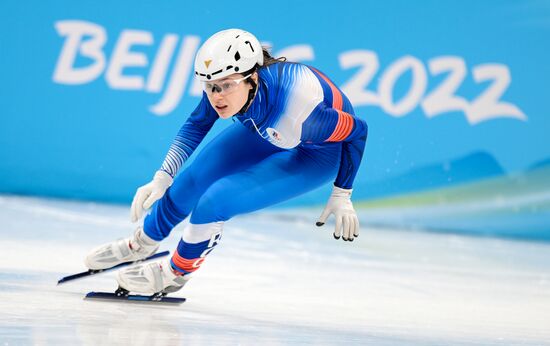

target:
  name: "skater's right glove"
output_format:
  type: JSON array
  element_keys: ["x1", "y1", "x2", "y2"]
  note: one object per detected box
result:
[
  {"x1": 316, "y1": 185, "x2": 359, "y2": 242},
  {"x1": 130, "y1": 170, "x2": 173, "y2": 222}
]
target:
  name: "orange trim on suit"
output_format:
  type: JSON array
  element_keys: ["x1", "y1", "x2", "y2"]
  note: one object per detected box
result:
[
  {"x1": 309, "y1": 67, "x2": 354, "y2": 142},
  {"x1": 172, "y1": 252, "x2": 201, "y2": 272},
  {"x1": 327, "y1": 110, "x2": 354, "y2": 142}
]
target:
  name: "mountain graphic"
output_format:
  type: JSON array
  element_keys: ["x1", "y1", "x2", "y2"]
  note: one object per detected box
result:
[
  {"x1": 355, "y1": 164, "x2": 550, "y2": 241},
  {"x1": 353, "y1": 151, "x2": 505, "y2": 200},
  {"x1": 529, "y1": 157, "x2": 550, "y2": 171}
]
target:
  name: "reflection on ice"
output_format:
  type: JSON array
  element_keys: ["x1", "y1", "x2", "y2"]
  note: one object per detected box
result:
[{"x1": 0, "y1": 195, "x2": 549, "y2": 345}]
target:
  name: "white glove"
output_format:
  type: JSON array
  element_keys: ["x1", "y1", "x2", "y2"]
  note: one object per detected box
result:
[
  {"x1": 316, "y1": 186, "x2": 359, "y2": 241},
  {"x1": 130, "y1": 170, "x2": 173, "y2": 223}
]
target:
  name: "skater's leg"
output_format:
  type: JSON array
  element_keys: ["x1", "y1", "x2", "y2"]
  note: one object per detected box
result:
[
  {"x1": 115, "y1": 222, "x2": 224, "y2": 294},
  {"x1": 143, "y1": 122, "x2": 282, "y2": 241},
  {"x1": 170, "y1": 222, "x2": 223, "y2": 274},
  {"x1": 116, "y1": 143, "x2": 341, "y2": 293},
  {"x1": 86, "y1": 123, "x2": 279, "y2": 270},
  {"x1": 168, "y1": 143, "x2": 341, "y2": 274},
  {"x1": 190, "y1": 143, "x2": 341, "y2": 223}
]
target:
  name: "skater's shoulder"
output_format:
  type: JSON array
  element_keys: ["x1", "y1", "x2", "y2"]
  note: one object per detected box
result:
[
  {"x1": 259, "y1": 61, "x2": 309, "y2": 77},
  {"x1": 258, "y1": 62, "x2": 323, "y2": 94}
]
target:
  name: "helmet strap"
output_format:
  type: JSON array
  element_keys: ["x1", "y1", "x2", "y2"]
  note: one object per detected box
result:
[{"x1": 238, "y1": 73, "x2": 258, "y2": 114}]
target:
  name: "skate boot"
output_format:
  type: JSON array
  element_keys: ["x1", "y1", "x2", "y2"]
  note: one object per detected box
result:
[
  {"x1": 85, "y1": 227, "x2": 160, "y2": 270},
  {"x1": 116, "y1": 258, "x2": 191, "y2": 295}
]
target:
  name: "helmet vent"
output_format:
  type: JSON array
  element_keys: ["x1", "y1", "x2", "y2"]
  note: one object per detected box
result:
[
  {"x1": 227, "y1": 45, "x2": 232, "y2": 52},
  {"x1": 226, "y1": 65, "x2": 233, "y2": 70},
  {"x1": 245, "y1": 41, "x2": 255, "y2": 52},
  {"x1": 234, "y1": 51, "x2": 241, "y2": 61}
]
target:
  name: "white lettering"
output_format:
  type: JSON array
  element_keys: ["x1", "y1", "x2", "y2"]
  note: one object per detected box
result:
[
  {"x1": 339, "y1": 50, "x2": 379, "y2": 106},
  {"x1": 192, "y1": 258, "x2": 205, "y2": 268},
  {"x1": 105, "y1": 30, "x2": 153, "y2": 90},
  {"x1": 192, "y1": 231, "x2": 222, "y2": 268},
  {"x1": 378, "y1": 56, "x2": 427, "y2": 117},
  {"x1": 421, "y1": 56, "x2": 469, "y2": 117},
  {"x1": 206, "y1": 231, "x2": 222, "y2": 248},
  {"x1": 146, "y1": 34, "x2": 179, "y2": 92},
  {"x1": 149, "y1": 35, "x2": 201, "y2": 116},
  {"x1": 466, "y1": 64, "x2": 526, "y2": 124},
  {"x1": 53, "y1": 20, "x2": 106, "y2": 84},
  {"x1": 51, "y1": 20, "x2": 527, "y2": 123}
]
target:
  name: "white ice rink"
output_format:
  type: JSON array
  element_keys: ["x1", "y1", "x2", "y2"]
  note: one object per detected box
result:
[{"x1": 1, "y1": 194, "x2": 549, "y2": 345}]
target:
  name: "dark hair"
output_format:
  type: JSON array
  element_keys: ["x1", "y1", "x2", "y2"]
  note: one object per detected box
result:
[
  {"x1": 242, "y1": 46, "x2": 286, "y2": 78},
  {"x1": 261, "y1": 46, "x2": 287, "y2": 66}
]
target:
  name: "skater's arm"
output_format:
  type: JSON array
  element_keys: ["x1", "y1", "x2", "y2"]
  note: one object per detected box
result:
[
  {"x1": 129, "y1": 94, "x2": 218, "y2": 222},
  {"x1": 304, "y1": 105, "x2": 366, "y2": 241},
  {"x1": 301, "y1": 104, "x2": 368, "y2": 189},
  {"x1": 160, "y1": 93, "x2": 219, "y2": 178}
]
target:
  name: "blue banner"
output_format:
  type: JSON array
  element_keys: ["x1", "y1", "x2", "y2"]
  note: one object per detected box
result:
[{"x1": 1, "y1": 0, "x2": 549, "y2": 238}]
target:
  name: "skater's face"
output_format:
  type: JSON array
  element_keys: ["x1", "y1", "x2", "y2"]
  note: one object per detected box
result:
[{"x1": 204, "y1": 73, "x2": 258, "y2": 119}]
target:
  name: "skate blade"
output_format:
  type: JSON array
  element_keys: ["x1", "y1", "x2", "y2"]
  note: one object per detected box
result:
[
  {"x1": 57, "y1": 250, "x2": 170, "y2": 285},
  {"x1": 85, "y1": 291, "x2": 186, "y2": 305}
]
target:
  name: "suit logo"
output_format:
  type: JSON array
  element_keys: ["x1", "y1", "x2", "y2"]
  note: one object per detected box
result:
[{"x1": 266, "y1": 128, "x2": 283, "y2": 143}]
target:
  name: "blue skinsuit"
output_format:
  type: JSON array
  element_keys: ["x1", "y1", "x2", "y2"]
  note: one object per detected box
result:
[{"x1": 142, "y1": 62, "x2": 368, "y2": 274}]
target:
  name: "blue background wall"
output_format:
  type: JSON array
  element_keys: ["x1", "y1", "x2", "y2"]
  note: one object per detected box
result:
[{"x1": 1, "y1": 0, "x2": 549, "y2": 238}]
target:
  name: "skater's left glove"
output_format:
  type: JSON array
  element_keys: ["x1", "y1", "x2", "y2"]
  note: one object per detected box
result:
[{"x1": 316, "y1": 186, "x2": 359, "y2": 241}]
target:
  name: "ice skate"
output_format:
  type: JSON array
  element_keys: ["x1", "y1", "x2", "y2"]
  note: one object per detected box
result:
[
  {"x1": 116, "y1": 258, "x2": 191, "y2": 295},
  {"x1": 85, "y1": 227, "x2": 160, "y2": 270}
]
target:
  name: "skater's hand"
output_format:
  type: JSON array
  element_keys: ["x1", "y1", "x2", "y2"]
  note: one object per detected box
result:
[
  {"x1": 316, "y1": 186, "x2": 359, "y2": 241},
  {"x1": 130, "y1": 170, "x2": 173, "y2": 222}
]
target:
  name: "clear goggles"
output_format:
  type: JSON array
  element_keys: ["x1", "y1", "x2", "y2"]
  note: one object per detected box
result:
[{"x1": 202, "y1": 74, "x2": 252, "y2": 96}]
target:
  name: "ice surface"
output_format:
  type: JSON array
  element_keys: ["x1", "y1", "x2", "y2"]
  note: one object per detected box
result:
[{"x1": 1, "y1": 195, "x2": 549, "y2": 345}]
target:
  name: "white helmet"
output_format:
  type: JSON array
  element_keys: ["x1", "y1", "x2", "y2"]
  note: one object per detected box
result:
[{"x1": 194, "y1": 29, "x2": 264, "y2": 81}]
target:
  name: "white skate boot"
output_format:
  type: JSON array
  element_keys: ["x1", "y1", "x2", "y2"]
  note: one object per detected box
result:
[
  {"x1": 116, "y1": 258, "x2": 191, "y2": 295},
  {"x1": 85, "y1": 227, "x2": 160, "y2": 270}
]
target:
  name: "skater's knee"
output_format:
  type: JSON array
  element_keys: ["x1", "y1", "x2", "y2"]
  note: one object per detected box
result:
[
  {"x1": 190, "y1": 195, "x2": 226, "y2": 224},
  {"x1": 144, "y1": 192, "x2": 190, "y2": 241},
  {"x1": 190, "y1": 180, "x2": 236, "y2": 223}
]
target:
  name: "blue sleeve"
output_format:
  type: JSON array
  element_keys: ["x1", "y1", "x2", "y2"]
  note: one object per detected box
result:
[
  {"x1": 160, "y1": 93, "x2": 218, "y2": 177},
  {"x1": 301, "y1": 104, "x2": 368, "y2": 189}
]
